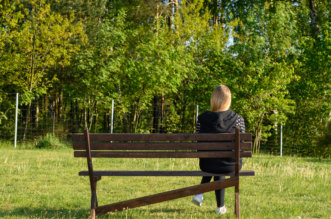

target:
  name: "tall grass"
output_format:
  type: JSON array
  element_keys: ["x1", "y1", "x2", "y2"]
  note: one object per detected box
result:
[{"x1": 0, "y1": 145, "x2": 330, "y2": 218}]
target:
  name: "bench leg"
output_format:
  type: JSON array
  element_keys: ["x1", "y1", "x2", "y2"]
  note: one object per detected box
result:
[
  {"x1": 95, "y1": 182, "x2": 98, "y2": 208},
  {"x1": 91, "y1": 192, "x2": 97, "y2": 219},
  {"x1": 90, "y1": 177, "x2": 101, "y2": 218},
  {"x1": 235, "y1": 185, "x2": 239, "y2": 218}
]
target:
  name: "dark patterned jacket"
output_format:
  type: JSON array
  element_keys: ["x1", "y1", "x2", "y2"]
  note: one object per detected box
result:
[{"x1": 196, "y1": 110, "x2": 245, "y2": 171}]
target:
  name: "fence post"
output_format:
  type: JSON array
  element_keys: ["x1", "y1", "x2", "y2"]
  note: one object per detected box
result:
[
  {"x1": 14, "y1": 93, "x2": 19, "y2": 148},
  {"x1": 196, "y1": 105, "x2": 199, "y2": 122},
  {"x1": 280, "y1": 123, "x2": 283, "y2": 157},
  {"x1": 111, "y1": 100, "x2": 114, "y2": 134}
]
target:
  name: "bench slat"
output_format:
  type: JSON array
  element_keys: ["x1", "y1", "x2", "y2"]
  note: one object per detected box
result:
[
  {"x1": 74, "y1": 151, "x2": 252, "y2": 158},
  {"x1": 73, "y1": 142, "x2": 252, "y2": 150},
  {"x1": 72, "y1": 133, "x2": 252, "y2": 142},
  {"x1": 79, "y1": 170, "x2": 255, "y2": 177}
]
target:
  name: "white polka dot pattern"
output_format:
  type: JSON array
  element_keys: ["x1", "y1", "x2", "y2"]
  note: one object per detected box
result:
[{"x1": 236, "y1": 115, "x2": 246, "y2": 133}]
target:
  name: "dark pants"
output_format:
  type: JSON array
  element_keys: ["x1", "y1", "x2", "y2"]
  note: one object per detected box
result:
[
  {"x1": 200, "y1": 176, "x2": 225, "y2": 207},
  {"x1": 199, "y1": 163, "x2": 242, "y2": 208}
]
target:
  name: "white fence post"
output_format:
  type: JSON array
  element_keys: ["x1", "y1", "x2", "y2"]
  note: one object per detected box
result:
[
  {"x1": 14, "y1": 93, "x2": 19, "y2": 148},
  {"x1": 280, "y1": 123, "x2": 283, "y2": 157},
  {"x1": 111, "y1": 100, "x2": 114, "y2": 134},
  {"x1": 196, "y1": 105, "x2": 199, "y2": 122}
]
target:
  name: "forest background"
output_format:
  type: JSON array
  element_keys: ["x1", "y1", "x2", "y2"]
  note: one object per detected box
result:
[{"x1": 0, "y1": 0, "x2": 331, "y2": 158}]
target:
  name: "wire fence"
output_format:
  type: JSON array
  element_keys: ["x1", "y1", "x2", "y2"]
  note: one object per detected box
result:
[
  {"x1": 0, "y1": 93, "x2": 199, "y2": 142},
  {"x1": 0, "y1": 93, "x2": 318, "y2": 157}
]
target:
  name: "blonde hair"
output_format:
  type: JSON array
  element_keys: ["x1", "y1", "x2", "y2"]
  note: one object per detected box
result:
[{"x1": 210, "y1": 85, "x2": 231, "y2": 112}]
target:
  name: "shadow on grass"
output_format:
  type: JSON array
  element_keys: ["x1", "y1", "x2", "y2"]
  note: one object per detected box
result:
[
  {"x1": 0, "y1": 207, "x2": 193, "y2": 218},
  {"x1": 304, "y1": 158, "x2": 331, "y2": 163},
  {"x1": 149, "y1": 208, "x2": 185, "y2": 213}
]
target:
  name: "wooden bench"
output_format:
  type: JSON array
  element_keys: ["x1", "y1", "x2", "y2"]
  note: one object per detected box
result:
[{"x1": 73, "y1": 126, "x2": 254, "y2": 219}]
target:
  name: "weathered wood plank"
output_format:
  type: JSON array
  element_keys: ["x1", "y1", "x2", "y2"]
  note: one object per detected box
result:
[
  {"x1": 95, "y1": 177, "x2": 239, "y2": 216},
  {"x1": 79, "y1": 170, "x2": 255, "y2": 177},
  {"x1": 73, "y1": 133, "x2": 252, "y2": 142},
  {"x1": 74, "y1": 151, "x2": 252, "y2": 158},
  {"x1": 73, "y1": 142, "x2": 252, "y2": 150}
]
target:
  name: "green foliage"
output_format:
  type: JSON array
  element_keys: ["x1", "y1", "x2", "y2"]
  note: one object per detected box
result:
[
  {"x1": 0, "y1": 0, "x2": 86, "y2": 103},
  {"x1": 1, "y1": 0, "x2": 331, "y2": 156},
  {"x1": 284, "y1": 3, "x2": 331, "y2": 154}
]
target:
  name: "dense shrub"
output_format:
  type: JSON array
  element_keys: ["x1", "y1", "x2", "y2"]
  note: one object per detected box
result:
[
  {"x1": 35, "y1": 133, "x2": 67, "y2": 149},
  {"x1": 315, "y1": 122, "x2": 331, "y2": 158}
]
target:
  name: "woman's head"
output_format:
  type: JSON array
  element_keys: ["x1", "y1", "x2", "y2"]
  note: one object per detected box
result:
[{"x1": 210, "y1": 85, "x2": 231, "y2": 112}]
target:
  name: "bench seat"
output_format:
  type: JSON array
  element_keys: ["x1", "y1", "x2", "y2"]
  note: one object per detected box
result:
[{"x1": 79, "y1": 170, "x2": 255, "y2": 177}]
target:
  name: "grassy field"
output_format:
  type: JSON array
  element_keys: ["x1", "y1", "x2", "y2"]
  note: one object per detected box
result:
[{"x1": 0, "y1": 143, "x2": 330, "y2": 219}]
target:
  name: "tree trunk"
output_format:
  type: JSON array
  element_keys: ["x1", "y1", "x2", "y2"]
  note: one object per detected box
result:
[
  {"x1": 31, "y1": 98, "x2": 36, "y2": 128},
  {"x1": 253, "y1": 119, "x2": 263, "y2": 153},
  {"x1": 23, "y1": 102, "x2": 31, "y2": 141},
  {"x1": 88, "y1": 99, "x2": 94, "y2": 131},
  {"x1": 153, "y1": 96, "x2": 159, "y2": 133},
  {"x1": 168, "y1": 0, "x2": 173, "y2": 28},
  {"x1": 103, "y1": 112, "x2": 108, "y2": 132},
  {"x1": 84, "y1": 106, "x2": 87, "y2": 128},
  {"x1": 108, "y1": 109, "x2": 111, "y2": 133},
  {"x1": 35, "y1": 97, "x2": 39, "y2": 129},
  {"x1": 181, "y1": 105, "x2": 186, "y2": 133},
  {"x1": 212, "y1": 0, "x2": 218, "y2": 26},
  {"x1": 94, "y1": 100, "x2": 98, "y2": 133},
  {"x1": 116, "y1": 84, "x2": 130, "y2": 133},
  {"x1": 133, "y1": 101, "x2": 141, "y2": 134},
  {"x1": 43, "y1": 94, "x2": 46, "y2": 111},
  {"x1": 80, "y1": 108, "x2": 83, "y2": 128},
  {"x1": 156, "y1": 1, "x2": 159, "y2": 34},
  {"x1": 88, "y1": 98, "x2": 91, "y2": 128},
  {"x1": 160, "y1": 95, "x2": 165, "y2": 133},
  {"x1": 133, "y1": 106, "x2": 137, "y2": 133},
  {"x1": 122, "y1": 109, "x2": 130, "y2": 133},
  {"x1": 71, "y1": 100, "x2": 74, "y2": 132},
  {"x1": 55, "y1": 93, "x2": 58, "y2": 122},
  {"x1": 76, "y1": 103, "x2": 79, "y2": 127},
  {"x1": 220, "y1": 0, "x2": 225, "y2": 27},
  {"x1": 58, "y1": 92, "x2": 63, "y2": 121},
  {"x1": 309, "y1": 0, "x2": 320, "y2": 41}
]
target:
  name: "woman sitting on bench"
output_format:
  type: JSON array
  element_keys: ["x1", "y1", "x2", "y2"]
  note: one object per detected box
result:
[{"x1": 191, "y1": 85, "x2": 245, "y2": 214}]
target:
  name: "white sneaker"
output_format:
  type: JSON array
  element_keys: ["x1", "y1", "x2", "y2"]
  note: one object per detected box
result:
[
  {"x1": 215, "y1": 206, "x2": 226, "y2": 214},
  {"x1": 191, "y1": 194, "x2": 203, "y2": 206}
]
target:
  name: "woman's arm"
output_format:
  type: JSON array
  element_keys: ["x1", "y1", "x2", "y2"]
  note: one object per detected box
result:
[
  {"x1": 196, "y1": 120, "x2": 201, "y2": 133},
  {"x1": 235, "y1": 115, "x2": 245, "y2": 133}
]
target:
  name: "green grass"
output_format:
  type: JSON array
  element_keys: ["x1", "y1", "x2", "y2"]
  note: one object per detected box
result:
[{"x1": 0, "y1": 143, "x2": 330, "y2": 219}]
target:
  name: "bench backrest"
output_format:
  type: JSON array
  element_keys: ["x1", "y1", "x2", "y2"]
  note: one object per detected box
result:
[
  {"x1": 73, "y1": 127, "x2": 251, "y2": 175},
  {"x1": 73, "y1": 129, "x2": 252, "y2": 158}
]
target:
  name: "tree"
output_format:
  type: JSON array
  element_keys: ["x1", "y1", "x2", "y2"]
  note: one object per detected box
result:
[
  {"x1": 197, "y1": 1, "x2": 298, "y2": 151},
  {"x1": 0, "y1": 0, "x2": 86, "y2": 139}
]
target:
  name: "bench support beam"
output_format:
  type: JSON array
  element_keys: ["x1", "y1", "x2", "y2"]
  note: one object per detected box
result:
[
  {"x1": 95, "y1": 177, "x2": 239, "y2": 216},
  {"x1": 91, "y1": 192, "x2": 97, "y2": 219}
]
